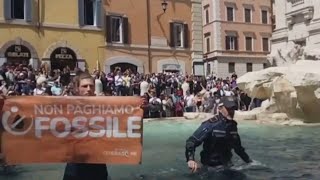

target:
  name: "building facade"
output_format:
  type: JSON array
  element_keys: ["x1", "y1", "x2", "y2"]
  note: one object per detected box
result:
[
  {"x1": 103, "y1": 0, "x2": 203, "y2": 75},
  {"x1": 202, "y1": 0, "x2": 273, "y2": 78},
  {"x1": 0, "y1": 0, "x2": 203, "y2": 75},
  {"x1": 271, "y1": 0, "x2": 320, "y2": 60},
  {"x1": 0, "y1": 0, "x2": 106, "y2": 72}
]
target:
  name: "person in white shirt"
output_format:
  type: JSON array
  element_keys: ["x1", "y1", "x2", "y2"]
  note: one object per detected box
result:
[
  {"x1": 140, "y1": 77, "x2": 149, "y2": 96},
  {"x1": 114, "y1": 71, "x2": 124, "y2": 96},
  {"x1": 184, "y1": 90, "x2": 195, "y2": 112},
  {"x1": 181, "y1": 78, "x2": 190, "y2": 97},
  {"x1": 223, "y1": 86, "x2": 234, "y2": 97},
  {"x1": 150, "y1": 74, "x2": 158, "y2": 86},
  {"x1": 95, "y1": 77, "x2": 103, "y2": 96},
  {"x1": 33, "y1": 84, "x2": 45, "y2": 96}
]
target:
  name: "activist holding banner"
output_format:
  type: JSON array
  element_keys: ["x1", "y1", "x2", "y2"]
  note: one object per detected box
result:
[
  {"x1": 0, "y1": 72, "x2": 144, "y2": 180},
  {"x1": 63, "y1": 72, "x2": 109, "y2": 180}
]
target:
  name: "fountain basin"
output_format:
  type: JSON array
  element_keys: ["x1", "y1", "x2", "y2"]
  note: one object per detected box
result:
[{"x1": 1, "y1": 119, "x2": 320, "y2": 180}]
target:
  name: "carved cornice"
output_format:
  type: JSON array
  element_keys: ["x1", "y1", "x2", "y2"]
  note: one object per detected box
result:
[{"x1": 286, "y1": 6, "x2": 314, "y2": 26}]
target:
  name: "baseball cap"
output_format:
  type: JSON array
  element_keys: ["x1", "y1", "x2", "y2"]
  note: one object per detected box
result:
[{"x1": 218, "y1": 96, "x2": 237, "y2": 109}]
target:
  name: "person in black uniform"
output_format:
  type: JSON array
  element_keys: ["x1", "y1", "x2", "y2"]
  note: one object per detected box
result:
[{"x1": 185, "y1": 96, "x2": 252, "y2": 174}]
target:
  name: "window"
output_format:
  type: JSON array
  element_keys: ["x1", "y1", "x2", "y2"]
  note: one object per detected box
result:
[
  {"x1": 262, "y1": 38, "x2": 269, "y2": 51},
  {"x1": 246, "y1": 63, "x2": 253, "y2": 72},
  {"x1": 228, "y1": 62, "x2": 235, "y2": 73},
  {"x1": 84, "y1": 0, "x2": 94, "y2": 25},
  {"x1": 12, "y1": 0, "x2": 24, "y2": 19},
  {"x1": 225, "y1": 36, "x2": 238, "y2": 50},
  {"x1": 263, "y1": 63, "x2": 268, "y2": 69},
  {"x1": 206, "y1": 63, "x2": 211, "y2": 75},
  {"x1": 295, "y1": 40, "x2": 306, "y2": 47},
  {"x1": 170, "y1": 22, "x2": 188, "y2": 48},
  {"x1": 206, "y1": 38, "x2": 210, "y2": 53},
  {"x1": 4, "y1": 0, "x2": 32, "y2": 21},
  {"x1": 106, "y1": 15, "x2": 129, "y2": 44},
  {"x1": 205, "y1": 33, "x2": 211, "y2": 53},
  {"x1": 227, "y1": 7, "x2": 234, "y2": 21},
  {"x1": 245, "y1": 37, "x2": 253, "y2": 51},
  {"x1": 245, "y1": 8, "x2": 251, "y2": 23},
  {"x1": 111, "y1": 17, "x2": 122, "y2": 43},
  {"x1": 174, "y1": 23, "x2": 183, "y2": 47},
  {"x1": 205, "y1": 7, "x2": 210, "y2": 24},
  {"x1": 261, "y1": 10, "x2": 268, "y2": 24},
  {"x1": 272, "y1": 15, "x2": 276, "y2": 30},
  {"x1": 79, "y1": 0, "x2": 102, "y2": 27}
]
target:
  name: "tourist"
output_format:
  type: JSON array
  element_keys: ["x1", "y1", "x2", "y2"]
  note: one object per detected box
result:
[
  {"x1": 63, "y1": 72, "x2": 108, "y2": 180},
  {"x1": 148, "y1": 89, "x2": 162, "y2": 118},
  {"x1": 184, "y1": 90, "x2": 195, "y2": 112},
  {"x1": 185, "y1": 96, "x2": 252, "y2": 174},
  {"x1": 140, "y1": 76, "x2": 149, "y2": 96}
]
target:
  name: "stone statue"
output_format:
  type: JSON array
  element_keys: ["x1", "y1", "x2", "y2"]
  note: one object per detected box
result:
[
  {"x1": 237, "y1": 40, "x2": 320, "y2": 124},
  {"x1": 303, "y1": 47, "x2": 320, "y2": 60},
  {"x1": 268, "y1": 42, "x2": 305, "y2": 66},
  {"x1": 288, "y1": 44, "x2": 304, "y2": 63}
]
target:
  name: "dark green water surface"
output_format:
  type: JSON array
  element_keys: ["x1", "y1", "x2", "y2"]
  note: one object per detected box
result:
[{"x1": 0, "y1": 120, "x2": 319, "y2": 180}]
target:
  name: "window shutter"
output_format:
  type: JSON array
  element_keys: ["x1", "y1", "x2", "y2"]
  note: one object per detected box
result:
[
  {"x1": 25, "y1": 0, "x2": 33, "y2": 22},
  {"x1": 4, "y1": 0, "x2": 12, "y2": 20},
  {"x1": 183, "y1": 24, "x2": 189, "y2": 48},
  {"x1": 95, "y1": 0, "x2": 102, "y2": 27},
  {"x1": 225, "y1": 36, "x2": 229, "y2": 50},
  {"x1": 235, "y1": 37, "x2": 238, "y2": 50},
  {"x1": 122, "y1": 17, "x2": 129, "y2": 44},
  {"x1": 169, "y1": 22, "x2": 174, "y2": 47},
  {"x1": 106, "y1": 15, "x2": 112, "y2": 43},
  {"x1": 78, "y1": 0, "x2": 84, "y2": 26}
]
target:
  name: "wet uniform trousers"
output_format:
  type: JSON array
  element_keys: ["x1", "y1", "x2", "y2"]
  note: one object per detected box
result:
[
  {"x1": 185, "y1": 115, "x2": 251, "y2": 170},
  {"x1": 63, "y1": 163, "x2": 108, "y2": 180}
]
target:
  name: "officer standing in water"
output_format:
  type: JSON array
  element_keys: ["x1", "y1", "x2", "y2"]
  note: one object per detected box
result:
[{"x1": 185, "y1": 96, "x2": 252, "y2": 173}]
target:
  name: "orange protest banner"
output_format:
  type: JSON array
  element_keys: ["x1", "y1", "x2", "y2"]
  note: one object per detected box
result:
[{"x1": 0, "y1": 96, "x2": 143, "y2": 165}]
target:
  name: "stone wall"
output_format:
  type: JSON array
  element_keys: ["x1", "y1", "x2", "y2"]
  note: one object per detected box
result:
[{"x1": 191, "y1": 0, "x2": 204, "y2": 75}]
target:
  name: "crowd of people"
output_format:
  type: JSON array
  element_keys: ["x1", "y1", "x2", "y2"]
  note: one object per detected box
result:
[
  {"x1": 0, "y1": 62, "x2": 258, "y2": 179},
  {"x1": 0, "y1": 63, "x2": 263, "y2": 118}
]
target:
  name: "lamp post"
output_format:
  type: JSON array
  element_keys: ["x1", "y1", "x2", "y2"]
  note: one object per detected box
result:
[{"x1": 161, "y1": 0, "x2": 168, "y2": 12}]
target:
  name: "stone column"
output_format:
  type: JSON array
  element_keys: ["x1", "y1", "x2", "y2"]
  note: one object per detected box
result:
[
  {"x1": 213, "y1": 0, "x2": 222, "y2": 51},
  {"x1": 274, "y1": 0, "x2": 287, "y2": 30},
  {"x1": 191, "y1": 0, "x2": 204, "y2": 76},
  {"x1": 312, "y1": 1, "x2": 320, "y2": 20}
]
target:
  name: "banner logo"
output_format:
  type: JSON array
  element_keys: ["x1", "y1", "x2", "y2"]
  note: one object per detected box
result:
[{"x1": 2, "y1": 106, "x2": 34, "y2": 136}]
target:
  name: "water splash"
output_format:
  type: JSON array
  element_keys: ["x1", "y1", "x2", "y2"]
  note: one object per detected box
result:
[{"x1": 232, "y1": 160, "x2": 270, "y2": 171}]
